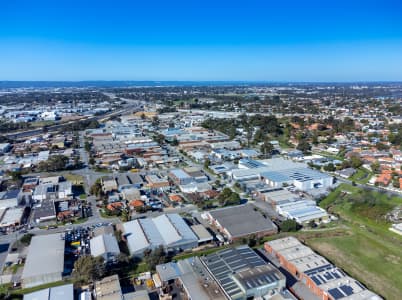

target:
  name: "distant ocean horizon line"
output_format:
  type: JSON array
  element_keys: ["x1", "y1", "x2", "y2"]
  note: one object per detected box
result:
[{"x1": 0, "y1": 80, "x2": 401, "y2": 89}]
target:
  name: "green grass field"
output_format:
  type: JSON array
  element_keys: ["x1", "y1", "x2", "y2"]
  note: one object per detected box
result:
[
  {"x1": 304, "y1": 184, "x2": 402, "y2": 299},
  {"x1": 349, "y1": 168, "x2": 372, "y2": 184},
  {"x1": 305, "y1": 227, "x2": 402, "y2": 300},
  {"x1": 30, "y1": 120, "x2": 56, "y2": 128},
  {"x1": 64, "y1": 173, "x2": 84, "y2": 185}
]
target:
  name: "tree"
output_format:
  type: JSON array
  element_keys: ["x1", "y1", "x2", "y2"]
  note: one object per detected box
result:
[
  {"x1": 152, "y1": 116, "x2": 160, "y2": 127},
  {"x1": 389, "y1": 130, "x2": 402, "y2": 147},
  {"x1": 217, "y1": 188, "x2": 241, "y2": 206},
  {"x1": 312, "y1": 133, "x2": 319, "y2": 145},
  {"x1": 171, "y1": 137, "x2": 179, "y2": 146},
  {"x1": 297, "y1": 140, "x2": 311, "y2": 154},
  {"x1": 323, "y1": 163, "x2": 336, "y2": 172},
  {"x1": 308, "y1": 220, "x2": 317, "y2": 228},
  {"x1": 245, "y1": 127, "x2": 253, "y2": 147},
  {"x1": 8, "y1": 170, "x2": 23, "y2": 182},
  {"x1": 73, "y1": 156, "x2": 81, "y2": 167},
  {"x1": 154, "y1": 134, "x2": 165, "y2": 145},
  {"x1": 228, "y1": 192, "x2": 241, "y2": 205},
  {"x1": 84, "y1": 141, "x2": 91, "y2": 152},
  {"x1": 37, "y1": 155, "x2": 69, "y2": 172},
  {"x1": 371, "y1": 161, "x2": 380, "y2": 174},
  {"x1": 50, "y1": 155, "x2": 68, "y2": 170},
  {"x1": 20, "y1": 234, "x2": 34, "y2": 246},
  {"x1": 204, "y1": 158, "x2": 211, "y2": 169},
  {"x1": 90, "y1": 179, "x2": 104, "y2": 197},
  {"x1": 143, "y1": 246, "x2": 168, "y2": 271},
  {"x1": 247, "y1": 235, "x2": 257, "y2": 247},
  {"x1": 392, "y1": 177, "x2": 400, "y2": 188},
  {"x1": 253, "y1": 129, "x2": 265, "y2": 144},
  {"x1": 121, "y1": 208, "x2": 130, "y2": 222},
  {"x1": 73, "y1": 255, "x2": 105, "y2": 284},
  {"x1": 88, "y1": 120, "x2": 100, "y2": 129},
  {"x1": 350, "y1": 155, "x2": 363, "y2": 169},
  {"x1": 280, "y1": 219, "x2": 299, "y2": 232},
  {"x1": 260, "y1": 140, "x2": 274, "y2": 158},
  {"x1": 375, "y1": 142, "x2": 389, "y2": 151},
  {"x1": 116, "y1": 253, "x2": 130, "y2": 264}
]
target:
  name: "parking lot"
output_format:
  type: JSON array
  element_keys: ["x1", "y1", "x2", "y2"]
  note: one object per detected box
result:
[{"x1": 63, "y1": 225, "x2": 94, "y2": 274}]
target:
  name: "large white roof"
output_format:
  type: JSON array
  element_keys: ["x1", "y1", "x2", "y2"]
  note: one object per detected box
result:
[
  {"x1": 123, "y1": 220, "x2": 150, "y2": 254},
  {"x1": 123, "y1": 214, "x2": 198, "y2": 255},
  {"x1": 153, "y1": 215, "x2": 181, "y2": 245},
  {"x1": 90, "y1": 234, "x2": 120, "y2": 257},
  {"x1": 22, "y1": 234, "x2": 64, "y2": 280}
]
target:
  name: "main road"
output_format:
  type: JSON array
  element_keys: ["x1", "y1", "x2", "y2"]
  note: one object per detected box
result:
[{"x1": 5, "y1": 99, "x2": 142, "y2": 140}]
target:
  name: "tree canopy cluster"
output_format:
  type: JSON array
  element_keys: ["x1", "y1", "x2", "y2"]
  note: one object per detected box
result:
[
  {"x1": 280, "y1": 219, "x2": 300, "y2": 232},
  {"x1": 60, "y1": 119, "x2": 100, "y2": 132},
  {"x1": 217, "y1": 187, "x2": 241, "y2": 206},
  {"x1": 90, "y1": 179, "x2": 104, "y2": 197},
  {"x1": 202, "y1": 114, "x2": 282, "y2": 140},
  {"x1": 348, "y1": 190, "x2": 393, "y2": 222},
  {"x1": 0, "y1": 121, "x2": 32, "y2": 133},
  {"x1": 143, "y1": 246, "x2": 168, "y2": 271},
  {"x1": 73, "y1": 255, "x2": 105, "y2": 284},
  {"x1": 37, "y1": 155, "x2": 69, "y2": 172},
  {"x1": 388, "y1": 124, "x2": 402, "y2": 147}
]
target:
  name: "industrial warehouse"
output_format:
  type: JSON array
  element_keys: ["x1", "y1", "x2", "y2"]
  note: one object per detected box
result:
[
  {"x1": 122, "y1": 213, "x2": 199, "y2": 256},
  {"x1": 21, "y1": 234, "x2": 65, "y2": 288},
  {"x1": 230, "y1": 158, "x2": 333, "y2": 191},
  {"x1": 201, "y1": 245, "x2": 288, "y2": 300},
  {"x1": 156, "y1": 245, "x2": 294, "y2": 300},
  {"x1": 254, "y1": 187, "x2": 329, "y2": 224},
  {"x1": 205, "y1": 204, "x2": 278, "y2": 241},
  {"x1": 264, "y1": 237, "x2": 381, "y2": 300}
]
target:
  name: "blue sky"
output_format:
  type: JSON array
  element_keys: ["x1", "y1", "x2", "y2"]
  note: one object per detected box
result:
[{"x1": 1, "y1": 0, "x2": 402, "y2": 81}]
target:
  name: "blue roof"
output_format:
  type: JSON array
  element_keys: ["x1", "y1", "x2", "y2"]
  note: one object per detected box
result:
[
  {"x1": 262, "y1": 167, "x2": 331, "y2": 183},
  {"x1": 261, "y1": 171, "x2": 291, "y2": 182},
  {"x1": 241, "y1": 149, "x2": 259, "y2": 156},
  {"x1": 239, "y1": 158, "x2": 265, "y2": 169},
  {"x1": 163, "y1": 128, "x2": 184, "y2": 136},
  {"x1": 170, "y1": 169, "x2": 191, "y2": 179}
]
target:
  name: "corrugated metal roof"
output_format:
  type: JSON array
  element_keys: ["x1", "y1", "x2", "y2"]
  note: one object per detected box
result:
[
  {"x1": 170, "y1": 169, "x2": 192, "y2": 179},
  {"x1": 153, "y1": 215, "x2": 181, "y2": 245},
  {"x1": 24, "y1": 285, "x2": 74, "y2": 300},
  {"x1": 90, "y1": 234, "x2": 120, "y2": 257},
  {"x1": 123, "y1": 214, "x2": 198, "y2": 255},
  {"x1": 22, "y1": 234, "x2": 64, "y2": 280},
  {"x1": 123, "y1": 220, "x2": 150, "y2": 254},
  {"x1": 167, "y1": 214, "x2": 198, "y2": 243}
]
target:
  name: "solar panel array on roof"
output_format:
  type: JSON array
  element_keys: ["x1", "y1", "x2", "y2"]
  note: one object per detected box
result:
[
  {"x1": 262, "y1": 167, "x2": 331, "y2": 184},
  {"x1": 328, "y1": 288, "x2": 345, "y2": 300},
  {"x1": 304, "y1": 264, "x2": 343, "y2": 285},
  {"x1": 201, "y1": 246, "x2": 266, "y2": 299},
  {"x1": 239, "y1": 159, "x2": 266, "y2": 169},
  {"x1": 234, "y1": 265, "x2": 282, "y2": 289},
  {"x1": 339, "y1": 285, "x2": 354, "y2": 296},
  {"x1": 327, "y1": 285, "x2": 358, "y2": 300},
  {"x1": 267, "y1": 237, "x2": 382, "y2": 300}
]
